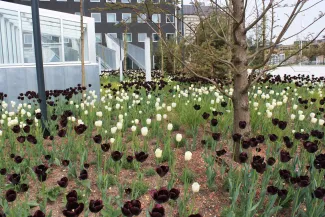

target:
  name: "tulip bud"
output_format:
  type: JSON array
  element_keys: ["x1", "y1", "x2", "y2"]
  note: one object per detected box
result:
[
  {"x1": 156, "y1": 114, "x2": 162, "y2": 121},
  {"x1": 95, "y1": 120, "x2": 102, "y2": 127},
  {"x1": 146, "y1": 119, "x2": 152, "y2": 125},
  {"x1": 167, "y1": 123, "x2": 173, "y2": 131},
  {"x1": 290, "y1": 114, "x2": 296, "y2": 120},
  {"x1": 319, "y1": 119, "x2": 325, "y2": 126},
  {"x1": 192, "y1": 182, "x2": 200, "y2": 193},
  {"x1": 141, "y1": 127, "x2": 148, "y2": 136},
  {"x1": 111, "y1": 127, "x2": 117, "y2": 134},
  {"x1": 176, "y1": 134, "x2": 182, "y2": 142},
  {"x1": 117, "y1": 122, "x2": 123, "y2": 130},
  {"x1": 185, "y1": 151, "x2": 192, "y2": 161},
  {"x1": 155, "y1": 148, "x2": 162, "y2": 158}
]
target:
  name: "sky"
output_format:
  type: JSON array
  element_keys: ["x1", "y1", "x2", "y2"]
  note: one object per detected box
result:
[{"x1": 183, "y1": 0, "x2": 325, "y2": 45}]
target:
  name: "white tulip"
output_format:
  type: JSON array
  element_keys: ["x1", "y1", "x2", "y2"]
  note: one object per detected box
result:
[
  {"x1": 156, "y1": 114, "x2": 162, "y2": 121},
  {"x1": 111, "y1": 127, "x2": 117, "y2": 134},
  {"x1": 155, "y1": 148, "x2": 162, "y2": 158},
  {"x1": 171, "y1": 103, "x2": 176, "y2": 108},
  {"x1": 309, "y1": 113, "x2": 315, "y2": 118},
  {"x1": 192, "y1": 182, "x2": 200, "y2": 193},
  {"x1": 167, "y1": 106, "x2": 172, "y2": 112},
  {"x1": 298, "y1": 115, "x2": 305, "y2": 121},
  {"x1": 95, "y1": 120, "x2": 102, "y2": 127},
  {"x1": 319, "y1": 119, "x2": 324, "y2": 126},
  {"x1": 185, "y1": 151, "x2": 192, "y2": 161},
  {"x1": 298, "y1": 110, "x2": 303, "y2": 115},
  {"x1": 134, "y1": 119, "x2": 139, "y2": 125},
  {"x1": 131, "y1": 125, "x2": 137, "y2": 132},
  {"x1": 176, "y1": 134, "x2": 182, "y2": 142},
  {"x1": 146, "y1": 119, "x2": 152, "y2": 125},
  {"x1": 141, "y1": 127, "x2": 148, "y2": 136},
  {"x1": 117, "y1": 122, "x2": 123, "y2": 130},
  {"x1": 118, "y1": 114, "x2": 124, "y2": 120},
  {"x1": 293, "y1": 104, "x2": 298, "y2": 110},
  {"x1": 110, "y1": 138, "x2": 115, "y2": 144},
  {"x1": 167, "y1": 123, "x2": 173, "y2": 131},
  {"x1": 96, "y1": 111, "x2": 103, "y2": 117},
  {"x1": 311, "y1": 118, "x2": 317, "y2": 124},
  {"x1": 0, "y1": 130, "x2": 2, "y2": 137},
  {"x1": 163, "y1": 114, "x2": 167, "y2": 119},
  {"x1": 290, "y1": 114, "x2": 296, "y2": 120}
]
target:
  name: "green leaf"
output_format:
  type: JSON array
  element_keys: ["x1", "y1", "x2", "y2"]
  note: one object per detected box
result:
[{"x1": 27, "y1": 201, "x2": 39, "y2": 207}]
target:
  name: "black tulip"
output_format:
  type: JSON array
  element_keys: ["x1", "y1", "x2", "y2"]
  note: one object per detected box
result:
[
  {"x1": 216, "y1": 149, "x2": 226, "y2": 157},
  {"x1": 57, "y1": 177, "x2": 69, "y2": 188},
  {"x1": 314, "y1": 187, "x2": 325, "y2": 199},
  {"x1": 101, "y1": 143, "x2": 110, "y2": 152},
  {"x1": 17, "y1": 136, "x2": 26, "y2": 143},
  {"x1": 8, "y1": 173, "x2": 21, "y2": 185},
  {"x1": 14, "y1": 156, "x2": 23, "y2": 164},
  {"x1": 212, "y1": 133, "x2": 221, "y2": 141},
  {"x1": 232, "y1": 133, "x2": 242, "y2": 142},
  {"x1": 280, "y1": 150, "x2": 292, "y2": 163},
  {"x1": 111, "y1": 151, "x2": 123, "y2": 161},
  {"x1": 19, "y1": 183, "x2": 29, "y2": 192},
  {"x1": 62, "y1": 160, "x2": 70, "y2": 166},
  {"x1": 169, "y1": 188, "x2": 180, "y2": 200},
  {"x1": 93, "y1": 134, "x2": 102, "y2": 144},
  {"x1": 193, "y1": 104, "x2": 201, "y2": 110},
  {"x1": 239, "y1": 121, "x2": 247, "y2": 129},
  {"x1": 267, "y1": 157, "x2": 276, "y2": 166},
  {"x1": 149, "y1": 204, "x2": 165, "y2": 217},
  {"x1": 121, "y1": 200, "x2": 142, "y2": 216},
  {"x1": 5, "y1": 189, "x2": 17, "y2": 202},
  {"x1": 135, "y1": 152, "x2": 149, "y2": 163},
  {"x1": 267, "y1": 186, "x2": 278, "y2": 195},
  {"x1": 0, "y1": 168, "x2": 7, "y2": 175},
  {"x1": 150, "y1": 187, "x2": 170, "y2": 204},
  {"x1": 32, "y1": 210, "x2": 45, "y2": 217},
  {"x1": 239, "y1": 152, "x2": 248, "y2": 163},
  {"x1": 277, "y1": 189, "x2": 288, "y2": 200},
  {"x1": 89, "y1": 199, "x2": 104, "y2": 213},
  {"x1": 269, "y1": 134, "x2": 278, "y2": 142},
  {"x1": 156, "y1": 165, "x2": 169, "y2": 177},
  {"x1": 202, "y1": 112, "x2": 210, "y2": 120},
  {"x1": 188, "y1": 214, "x2": 203, "y2": 217},
  {"x1": 33, "y1": 165, "x2": 48, "y2": 182},
  {"x1": 210, "y1": 119, "x2": 218, "y2": 126},
  {"x1": 79, "y1": 169, "x2": 88, "y2": 180}
]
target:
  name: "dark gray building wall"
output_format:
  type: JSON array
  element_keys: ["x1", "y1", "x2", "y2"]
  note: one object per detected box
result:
[{"x1": 12, "y1": 0, "x2": 177, "y2": 49}]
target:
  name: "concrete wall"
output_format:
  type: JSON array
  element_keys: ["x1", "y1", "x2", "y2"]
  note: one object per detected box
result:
[
  {"x1": 0, "y1": 63, "x2": 100, "y2": 103},
  {"x1": 270, "y1": 65, "x2": 325, "y2": 77}
]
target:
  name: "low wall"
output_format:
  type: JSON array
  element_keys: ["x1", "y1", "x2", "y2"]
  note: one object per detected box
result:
[
  {"x1": 0, "y1": 63, "x2": 100, "y2": 104},
  {"x1": 270, "y1": 65, "x2": 325, "y2": 77}
]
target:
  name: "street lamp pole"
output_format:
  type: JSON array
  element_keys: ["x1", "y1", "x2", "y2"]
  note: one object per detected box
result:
[{"x1": 31, "y1": 0, "x2": 49, "y2": 136}]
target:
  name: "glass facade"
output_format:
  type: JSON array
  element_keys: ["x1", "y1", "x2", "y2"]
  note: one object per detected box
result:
[{"x1": 0, "y1": 7, "x2": 89, "y2": 65}]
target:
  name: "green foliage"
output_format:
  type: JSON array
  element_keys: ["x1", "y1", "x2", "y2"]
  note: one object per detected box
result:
[
  {"x1": 144, "y1": 168, "x2": 156, "y2": 177},
  {"x1": 131, "y1": 180, "x2": 149, "y2": 199}
]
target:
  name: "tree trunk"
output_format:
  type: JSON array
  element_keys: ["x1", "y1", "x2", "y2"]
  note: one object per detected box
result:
[{"x1": 231, "y1": 0, "x2": 251, "y2": 162}]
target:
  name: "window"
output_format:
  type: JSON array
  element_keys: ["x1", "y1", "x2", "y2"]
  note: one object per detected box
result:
[
  {"x1": 166, "y1": 33, "x2": 174, "y2": 40},
  {"x1": 24, "y1": 34, "x2": 33, "y2": 45},
  {"x1": 152, "y1": 14, "x2": 160, "y2": 23},
  {"x1": 137, "y1": 0, "x2": 144, "y2": 2},
  {"x1": 121, "y1": 0, "x2": 130, "y2": 3},
  {"x1": 123, "y1": 33, "x2": 132, "y2": 42},
  {"x1": 152, "y1": 33, "x2": 159, "y2": 42},
  {"x1": 106, "y1": 0, "x2": 116, "y2": 2},
  {"x1": 96, "y1": 33, "x2": 102, "y2": 43},
  {"x1": 166, "y1": 14, "x2": 174, "y2": 23},
  {"x1": 91, "y1": 0, "x2": 100, "y2": 2},
  {"x1": 64, "y1": 38, "x2": 70, "y2": 43},
  {"x1": 74, "y1": 0, "x2": 80, "y2": 2},
  {"x1": 122, "y1": 13, "x2": 132, "y2": 23},
  {"x1": 75, "y1": 12, "x2": 80, "y2": 15},
  {"x1": 107, "y1": 13, "x2": 116, "y2": 23},
  {"x1": 107, "y1": 33, "x2": 117, "y2": 38},
  {"x1": 57, "y1": 0, "x2": 67, "y2": 2},
  {"x1": 137, "y1": 14, "x2": 146, "y2": 23},
  {"x1": 138, "y1": 33, "x2": 146, "y2": 42},
  {"x1": 91, "y1": 13, "x2": 101, "y2": 23}
]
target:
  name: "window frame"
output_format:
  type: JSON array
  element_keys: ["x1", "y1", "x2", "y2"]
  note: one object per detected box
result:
[
  {"x1": 91, "y1": 13, "x2": 102, "y2": 23},
  {"x1": 152, "y1": 33, "x2": 159, "y2": 42},
  {"x1": 166, "y1": 33, "x2": 175, "y2": 40},
  {"x1": 138, "y1": 33, "x2": 147, "y2": 42},
  {"x1": 122, "y1": 13, "x2": 132, "y2": 23},
  {"x1": 106, "y1": 0, "x2": 116, "y2": 2},
  {"x1": 166, "y1": 14, "x2": 174, "y2": 23},
  {"x1": 152, "y1": 14, "x2": 161, "y2": 23},
  {"x1": 107, "y1": 13, "x2": 117, "y2": 23},
  {"x1": 123, "y1": 33, "x2": 132, "y2": 42},
  {"x1": 90, "y1": 0, "x2": 100, "y2": 2},
  {"x1": 137, "y1": 14, "x2": 147, "y2": 23},
  {"x1": 121, "y1": 0, "x2": 130, "y2": 3},
  {"x1": 23, "y1": 33, "x2": 33, "y2": 45}
]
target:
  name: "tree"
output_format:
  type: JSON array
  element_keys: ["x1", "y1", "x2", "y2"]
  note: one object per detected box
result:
[{"x1": 98, "y1": 0, "x2": 325, "y2": 161}]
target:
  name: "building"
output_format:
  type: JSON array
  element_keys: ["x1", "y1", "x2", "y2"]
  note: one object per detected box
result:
[
  {"x1": 182, "y1": 4, "x2": 213, "y2": 39},
  {"x1": 11, "y1": 0, "x2": 177, "y2": 49},
  {"x1": 0, "y1": 1, "x2": 100, "y2": 103}
]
